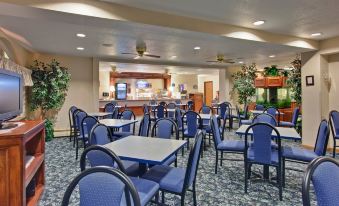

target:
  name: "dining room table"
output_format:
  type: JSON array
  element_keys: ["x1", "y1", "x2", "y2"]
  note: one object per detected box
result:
[{"x1": 104, "y1": 135, "x2": 187, "y2": 174}]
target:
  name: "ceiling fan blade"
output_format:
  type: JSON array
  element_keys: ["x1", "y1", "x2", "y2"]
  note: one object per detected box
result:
[
  {"x1": 206, "y1": 60, "x2": 218, "y2": 63},
  {"x1": 121, "y1": 52, "x2": 138, "y2": 55},
  {"x1": 145, "y1": 54, "x2": 161, "y2": 58}
]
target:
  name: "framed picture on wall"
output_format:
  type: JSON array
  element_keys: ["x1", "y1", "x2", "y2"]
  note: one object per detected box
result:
[{"x1": 306, "y1": 75, "x2": 314, "y2": 86}]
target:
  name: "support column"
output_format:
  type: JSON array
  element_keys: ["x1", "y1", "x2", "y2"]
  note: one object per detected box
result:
[
  {"x1": 92, "y1": 58, "x2": 100, "y2": 112},
  {"x1": 219, "y1": 68, "x2": 227, "y2": 102}
]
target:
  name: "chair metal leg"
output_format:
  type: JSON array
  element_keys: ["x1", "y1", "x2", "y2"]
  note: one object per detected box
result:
[
  {"x1": 180, "y1": 194, "x2": 185, "y2": 206},
  {"x1": 333, "y1": 140, "x2": 336, "y2": 158},
  {"x1": 282, "y1": 158, "x2": 286, "y2": 187},
  {"x1": 175, "y1": 158, "x2": 177, "y2": 167},
  {"x1": 75, "y1": 139, "x2": 79, "y2": 160},
  {"x1": 244, "y1": 160, "x2": 248, "y2": 193},
  {"x1": 215, "y1": 151, "x2": 218, "y2": 174},
  {"x1": 278, "y1": 165, "x2": 283, "y2": 201},
  {"x1": 220, "y1": 152, "x2": 223, "y2": 166},
  {"x1": 193, "y1": 184, "x2": 197, "y2": 206}
]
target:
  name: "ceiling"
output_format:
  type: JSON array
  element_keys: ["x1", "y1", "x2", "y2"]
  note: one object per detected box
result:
[
  {"x1": 0, "y1": 3, "x2": 313, "y2": 69},
  {"x1": 103, "y1": 0, "x2": 339, "y2": 40}
]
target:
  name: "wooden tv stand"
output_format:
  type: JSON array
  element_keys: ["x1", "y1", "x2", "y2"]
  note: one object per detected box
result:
[{"x1": 0, "y1": 120, "x2": 45, "y2": 206}]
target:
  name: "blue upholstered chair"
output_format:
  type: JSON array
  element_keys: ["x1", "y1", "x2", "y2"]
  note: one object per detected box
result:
[
  {"x1": 182, "y1": 111, "x2": 202, "y2": 150},
  {"x1": 175, "y1": 99, "x2": 182, "y2": 105},
  {"x1": 239, "y1": 106, "x2": 252, "y2": 126},
  {"x1": 89, "y1": 124, "x2": 141, "y2": 177},
  {"x1": 74, "y1": 109, "x2": 87, "y2": 159},
  {"x1": 199, "y1": 106, "x2": 213, "y2": 145},
  {"x1": 302, "y1": 157, "x2": 339, "y2": 206},
  {"x1": 175, "y1": 107, "x2": 184, "y2": 132},
  {"x1": 217, "y1": 102, "x2": 229, "y2": 120},
  {"x1": 253, "y1": 113, "x2": 277, "y2": 126},
  {"x1": 113, "y1": 110, "x2": 136, "y2": 139},
  {"x1": 187, "y1": 100, "x2": 194, "y2": 111},
  {"x1": 265, "y1": 106, "x2": 280, "y2": 123},
  {"x1": 142, "y1": 131, "x2": 203, "y2": 206},
  {"x1": 282, "y1": 119, "x2": 329, "y2": 185},
  {"x1": 279, "y1": 107, "x2": 299, "y2": 128},
  {"x1": 104, "y1": 103, "x2": 119, "y2": 119},
  {"x1": 255, "y1": 104, "x2": 265, "y2": 111},
  {"x1": 80, "y1": 145, "x2": 160, "y2": 206},
  {"x1": 62, "y1": 167, "x2": 142, "y2": 206},
  {"x1": 138, "y1": 113, "x2": 150, "y2": 137},
  {"x1": 151, "y1": 118, "x2": 179, "y2": 166},
  {"x1": 167, "y1": 103, "x2": 176, "y2": 120},
  {"x1": 68, "y1": 106, "x2": 78, "y2": 143},
  {"x1": 211, "y1": 115, "x2": 245, "y2": 174},
  {"x1": 329, "y1": 110, "x2": 339, "y2": 157},
  {"x1": 159, "y1": 101, "x2": 167, "y2": 107},
  {"x1": 153, "y1": 105, "x2": 167, "y2": 121},
  {"x1": 244, "y1": 122, "x2": 283, "y2": 200}
]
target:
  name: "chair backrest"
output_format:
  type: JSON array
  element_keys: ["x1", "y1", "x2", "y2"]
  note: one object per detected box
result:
[
  {"x1": 175, "y1": 108, "x2": 183, "y2": 129},
  {"x1": 151, "y1": 118, "x2": 179, "y2": 140},
  {"x1": 291, "y1": 107, "x2": 300, "y2": 125},
  {"x1": 69, "y1": 106, "x2": 77, "y2": 128},
  {"x1": 104, "y1": 103, "x2": 115, "y2": 112},
  {"x1": 80, "y1": 145, "x2": 126, "y2": 173},
  {"x1": 138, "y1": 113, "x2": 150, "y2": 137},
  {"x1": 302, "y1": 157, "x2": 339, "y2": 206},
  {"x1": 252, "y1": 113, "x2": 277, "y2": 126},
  {"x1": 142, "y1": 104, "x2": 149, "y2": 114},
  {"x1": 218, "y1": 102, "x2": 229, "y2": 119},
  {"x1": 82, "y1": 116, "x2": 99, "y2": 140},
  {"x1": 175, "y1": 99, "x2": 181, "y2": 105},
  {"x1": 187, "y1": 100, "x2": 194, "y2": 110},
  {"x1": 183, "y1": 131, "x2": 203, "y2": 190},
  {"x1": 183, "y1": 111, "x2": 202, "y2": 137},
  {"x1": 167, "y1": 103, "x2": 176, "y2": 118},
  {"x1": 104, "y1": 103, "x2": 118, "y2": 119},
  {"x1": 200, "y1": 106, "x2": 212, "y2": 125},
  {"x1": 159, "y1": 101, "x2": 167, "y2": 107},
  {"x1": 255, "y1": 104, "x2": 265, "y2": 111},
  {"x1": 75, "y1": 110, "x2": 87, "y2": 137},
  {"x1": 89, "y1": 124, "x2": 113, "y2": 145},
  {"x1": 329, "y1": 110, "x2": 339, "y2": 138},
  {"x1": 245, "y1": 122, "x2": 281, "y2": 165},
  {"x1": 211, "y1": 115, "x2": 222, "y2": 149},
  {"x1": 62, "y1": 167, "x2": 141, "y2": 206},
  {"x1": 120, "y1": 110, "x2": 135, "y2": 132},
  {"x1": 154, "y1": 105, "x2": 167, "y2": 119},
  {"x1": 313, "y1": 119, "x2": 330, "y2": 156},
  {"x1": 265, "y1": 106, "x2": 280, "y2": 122}
]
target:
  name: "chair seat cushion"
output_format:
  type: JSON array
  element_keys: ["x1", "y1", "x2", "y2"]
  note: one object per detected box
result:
[
  {"x1": 241, "y1": 119, "x2": 252, "y2": 125},
  {"x1": 279, "y1": 121, "x2": 295, "y2": 127},
  {"x1": 250, "y1": 141, "x2": 278, "y2": 149},
  {"x1": 162, "y1": 154, "x2": 176, "y2": 166},
  {"x1": 283, "y1": 146, "x2": 319, "y2": 162},
  {"x1": 142, "y1": 165, "x2": 186, "y2": 194},
  {"x1": 247, "y1": 147, "x2": 279, "y2": 165},
  {"x1": 122, "y1": 160, "x2": 140, "y2": 177},
  {"x1": 130, "y1": 177, "x2": 159, "y2": 206},
  {"x1": 113, "y1": 131, "x2": 132, "y2": 138},
  {"x1": 217, "y1": 140, "x2": 245, "y2": 152}
]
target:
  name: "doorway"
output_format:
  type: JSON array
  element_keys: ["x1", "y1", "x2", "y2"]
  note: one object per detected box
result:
[{"x1": 204, "y1": 81, "x2": 213, "y2": 106}]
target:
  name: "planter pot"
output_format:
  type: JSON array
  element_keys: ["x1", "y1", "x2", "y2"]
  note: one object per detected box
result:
[
  {"x1": 266, "y1": 76, "x2": 283, "y2": 87},
  {"x1": 255, "y1": 77, "x2": 267, "y2": 88}
]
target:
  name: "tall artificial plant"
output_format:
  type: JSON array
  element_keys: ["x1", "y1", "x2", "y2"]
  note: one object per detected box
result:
[
  {"x1": 30, "y1": 60, "x2": 71, "y2": 141},
  {"x1": 287, "y1": 55, "x2": 302, "y2": 105},
  {"x1": 231, "y1": 63, "x2": 257, "y2": 105}
]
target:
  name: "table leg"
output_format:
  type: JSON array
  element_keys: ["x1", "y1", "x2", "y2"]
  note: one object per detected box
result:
[
  {"x1": 263, "y1": 165, "x2": 270, "y2": 179},
  {"x1": 138, "y1": 163, "x2": 148, "y2": 176}
]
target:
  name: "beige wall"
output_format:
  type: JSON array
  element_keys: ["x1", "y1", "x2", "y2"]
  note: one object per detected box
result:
[
  {"x1": 99, "y1": 70, "x2": 110, "y2": 99},
  {"x1": 198, "y1": 74, "x2": 219, "y2": 99},
  {"x1": 171, "y1": 74, "x2": 198, "y2": 94},
  {"x1": 30, "y1": 53, "x2": 98, "y2": 131}
]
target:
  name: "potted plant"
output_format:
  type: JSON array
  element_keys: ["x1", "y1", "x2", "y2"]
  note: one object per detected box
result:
[{"x1": 29, "y1": 60, "x2": 71, "y2": 141}]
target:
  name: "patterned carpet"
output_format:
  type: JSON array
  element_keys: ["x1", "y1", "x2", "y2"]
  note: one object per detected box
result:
[{"x1": 38, "y1": 126, "x2": 321, "y2": 206}]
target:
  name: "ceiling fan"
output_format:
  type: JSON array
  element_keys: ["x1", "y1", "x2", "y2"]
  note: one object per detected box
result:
[
  {"x1": 206, "y1": 54, "x2": 235, "y2": 64},
  {"x1": 121, "y1": 42, "x2": 160, "y2": 59}
]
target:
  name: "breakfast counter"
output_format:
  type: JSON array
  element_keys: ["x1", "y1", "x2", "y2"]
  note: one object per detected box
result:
[{"x1": 99, "y1": 98, "x2": 189, "y2": 115}]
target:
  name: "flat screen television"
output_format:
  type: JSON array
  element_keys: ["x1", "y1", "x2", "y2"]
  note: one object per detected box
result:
[{"x1": 0, "y1": 69, "x2": 23, "y2": 129}]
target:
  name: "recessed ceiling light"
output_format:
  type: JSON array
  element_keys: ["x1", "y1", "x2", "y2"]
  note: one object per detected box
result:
[
  {"x1": 238, "y1": 61, "x2": 244, "y2": 64},
  {"x1": 76, "y1": 33, "x2": 86, "y2": 38},
  {"x1": 170, "y1": 55, "x2": 177, "y2": 59},
  {"x1": 194, "y1": 46, "x2": 201, "y2": 50},
  {"x1": 269, "y1": 55, "x2": 276, "y2": 58},
  {"x1": 311, "y1": 32, "x2": 322, "y2": 37},
  {"x1": 76, "y1": 47, "x2": 84, "y2": 51},
  {"x1": 253, "y1": 20, "x2": 265, "y2": 26}
]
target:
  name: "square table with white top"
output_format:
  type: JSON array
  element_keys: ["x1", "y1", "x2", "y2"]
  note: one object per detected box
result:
[
  {"x1": 99, "y1": 119, "x2": 138, "y2": 128},
  {"x1": 236, "y1": 124, "x2": 301, "y2": 141},
  {"x1": 88, "y1": 112, "x2": 112, "y2": 118},
  {"x1": 250, "y1": 110, "x2": 284, "y2": 115},
  {"x1": 104, "y1": 135, "x2": 187, "y2": 165}
]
